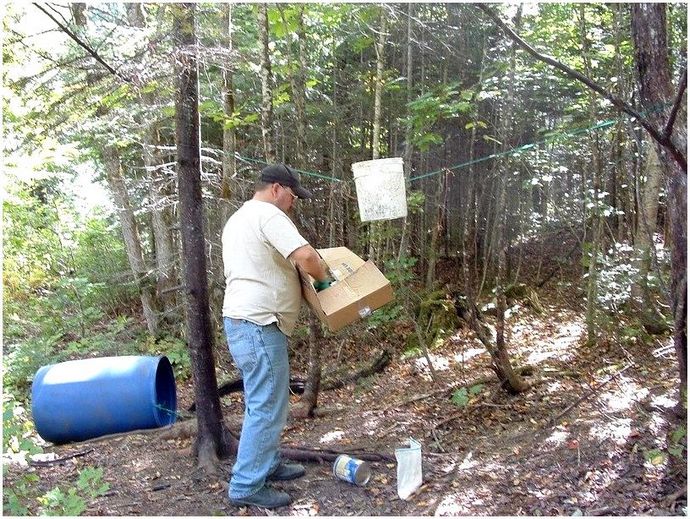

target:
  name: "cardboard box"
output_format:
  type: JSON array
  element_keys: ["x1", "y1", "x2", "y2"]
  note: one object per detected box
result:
[{"x1": 299, "y1": 247, "x2": 394, "y2": 332}]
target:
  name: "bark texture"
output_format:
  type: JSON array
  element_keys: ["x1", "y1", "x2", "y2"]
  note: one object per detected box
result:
[
  {"x1": 102, "y1": 145, "x2": 160, "y2": 336},
  {"x1": 173, "y1": 3, "x2": 235, "y2": 471},
  {"x1": 258, "y1": 4, "x2": 276, "y2": 162},
  {"x1": 631, "y1": 4, "x2": 687, "y2": 408}
]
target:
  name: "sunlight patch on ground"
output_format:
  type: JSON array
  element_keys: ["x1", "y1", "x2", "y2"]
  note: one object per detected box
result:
[
  {"x1": 523, "y1": 320, "x2": 584, "y2": 364},
  {"x1": 291, "y1": 497, "x2": 320, "y2": 516},
  {"x1": 362, "y1": 415, "x2": 386, "y2": 435},
  {"x1": 413, "y1": 346, "x2": 487, "y2": 377},
  {"x1": 647, "y1": 412, "x2": 668, "y2": 437},
  {"x1": 440, "y1": 458, "x2": 458, "y2": 474},
  {"x1": 435, "y1": 487, "x2": 485, "y2": 516},
  {"x1": 457, "y1": 451, "x2": 479, "y2": 471},
  {"x1": 319, "y1": 430, "x2": 344, "y2": 443},
  {"x1": 589, "y1": 418, "x2": 632, "y2": 445},
  {"x1": 544, "y1": 380, "x2": 566, "y2": 393},
  {"x1": 651, "y1": 394, "x2": 676, "y2": 409},
  {"x1": 414, "y1": 354, "x2": 451, "y2": 373},
  {"x1": 599, "y1": 375, "x2": 646, "y2": 412},
  {"x1": 453, "y1": 347, "x2": 486, "y2": 364},
  {"x1": 528, "y1": 484, "x2": 554, "y2": 500},
  {"x1": 545, "y1": 427, "x2": 569, "y2": 447}
]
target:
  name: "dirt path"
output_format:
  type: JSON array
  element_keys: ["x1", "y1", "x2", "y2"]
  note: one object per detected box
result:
[{"x1": 6, "y1": 303, "x2": 686, "y2": 516}]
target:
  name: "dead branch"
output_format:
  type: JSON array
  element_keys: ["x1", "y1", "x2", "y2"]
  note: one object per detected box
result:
[
  {"x1": 29, "y1": 448, "x2": 94, "y2": 466},
  {"x1": 378, "y1": 365, "x2": 534, "y2": 414},
  {"x1": 548, "y1": 363, "x2": 633, "y2": 425},
  {"x1": 279, "y1": 445, "x2": 394, "y2": 463},
  {"x1": 189, "y1": 350, "x2": 392, "y2": 412}
]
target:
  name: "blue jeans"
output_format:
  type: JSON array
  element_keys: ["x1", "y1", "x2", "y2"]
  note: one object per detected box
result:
[{"x1": 224, "y1": 318, "x2": 289, "y2": 499}]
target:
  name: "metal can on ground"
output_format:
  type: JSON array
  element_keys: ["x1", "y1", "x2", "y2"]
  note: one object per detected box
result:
[{"x1": 333, "y1": 454, "x2": 371, "y2": 486}]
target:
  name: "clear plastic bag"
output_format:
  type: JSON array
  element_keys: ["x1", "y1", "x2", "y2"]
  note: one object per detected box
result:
[{"x1": 395, "y1": 438, "x2": 422, "y2": 499}]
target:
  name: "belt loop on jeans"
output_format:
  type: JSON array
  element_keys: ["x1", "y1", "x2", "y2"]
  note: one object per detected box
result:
[{"x1": 231, "y1": 318, "x2": 244, "y2": 325}]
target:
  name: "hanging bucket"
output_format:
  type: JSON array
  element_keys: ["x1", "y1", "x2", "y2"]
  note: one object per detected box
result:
[
  {"x1": 31, "y1": 355, "x2": 177, "y2": 444},
  {"x1": 352, "y1": 157, "x2": 407, "y2": 222}
]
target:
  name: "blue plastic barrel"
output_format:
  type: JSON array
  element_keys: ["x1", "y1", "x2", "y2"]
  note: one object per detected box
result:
[{"x1": 31, "y1": 355, "x2": 177, "y2": 444}]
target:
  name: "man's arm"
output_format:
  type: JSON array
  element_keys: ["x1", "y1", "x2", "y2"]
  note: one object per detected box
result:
[{"x1": 289, "y1": 244, "x2": 329, "y2": 282}]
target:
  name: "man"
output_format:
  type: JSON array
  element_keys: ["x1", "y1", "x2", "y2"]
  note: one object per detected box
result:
[{"x1": 222, "y1": 163, "x2": 331, "y2": 508}]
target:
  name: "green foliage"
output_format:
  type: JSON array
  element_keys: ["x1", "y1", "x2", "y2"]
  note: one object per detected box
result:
[
  {"x1": 37, "y1": 487, "x2": 87, "y2": 516},
  {"x1": 451, "y1": 384, "x2": 485, "y2": 407},
  {"x1": 451, "y1": 388, "x2": 470, "y2": 407},
  {"x1": 366, "y1": 302, "x2": 404, "y2": 330},
  {"x1": 36, "y1": 468, "x2": 109, "y2": 516},
  {"x1": 144, "y1": 335, "x2": 191, "y2": 381},
  {"x1": 76, "y1": 467, "x2": 110, "y2": 500},
  {"x1": 3, "y1": 394, "x2": 43, "y2": 458},
  {"x1": 4, "y1": 175, "x2": 143, "y2": 400},
  {"x1": 3, "y1": 334, "x2": 62, "y2": 395},
  {"x1": 406, "y1": 82, "x2": 475, "y2": 151},
  {"x1": 668, "y1": 425, "x2": 687, "y2": 460},
  {"x1": 364, "y1": 256, "x2": 418, "y2": 333},
  {"x1": 384, "y1": 255, "x2": 418, "y2": 288},
  {"x1": 406, "y1": 191, "x2": 426, "y2": 215},
  {"x1": 3, "y1": 462, "x2": 109, "y2": 517},
  {"x1": 643, "y1": 448, "x2": 667, "y2": 466},
  {"x1": 3, "y1": 473, "x2": 39, "y2": 516}
]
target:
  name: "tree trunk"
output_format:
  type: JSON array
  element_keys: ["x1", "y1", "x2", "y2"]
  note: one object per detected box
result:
[
  {"x1": 371, "y1": 9, "x2": 387, "y2": 160},
  {"x1": 173, "y1": 3, "x2": 235, "y2": 472},
  {"x1": 125, "y1": 3, "x2": 146, "y2": 27},
  {"x1": 220, "y1": 3, "x2": 237, "y2": 211},
  {"x1": 631, "y1": 4, "x2": 687, "y2": 408},
  {"x1": 580, "y1": 5, "x2": 604, "y2": 347},
  {"x1": 275, "y1": 6, "x2": 327, "y2": 418},
  {"x1": 294, "y1": 6, "x2": 309, "y2": 166},
  {"x1": 258, "y1": 4, "x2": 276, "y2": 162},
  {"x1": 491, "y1": 5, "x2": 528, "y2": 394},
  {"x1": 631, "y1": 136, "x2": 665, "y2": 331},
  {"x1": 70, "y1": 3, "x2": 87, "y2": 26},
  {"x1": 102, "y1": 145, "x2": 160, "y2": 336},
  {"x1": 398, "y1": 2, "x2": 414, "y2": 261},
  {"x1": 425, "y1": 170, "x2": 448, "y2": 289},
  {"x1": 142, "y1": 92, "x2": 178, "y2": 327}
]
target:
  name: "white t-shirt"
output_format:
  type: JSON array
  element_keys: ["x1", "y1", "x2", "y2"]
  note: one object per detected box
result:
[{"x1": 221, "y1": 199, "x2": 308, "y2": 336}]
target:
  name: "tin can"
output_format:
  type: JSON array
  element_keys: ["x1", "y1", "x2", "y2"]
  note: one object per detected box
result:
[{"x1": 333, "y1": 454, "x2": 371, "y2": 486}]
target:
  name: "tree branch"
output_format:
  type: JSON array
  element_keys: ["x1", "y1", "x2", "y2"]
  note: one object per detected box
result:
[
  {"x1": 477, "y1": 4, "x2": 686, "y2": 171},
  {"x1": 663, "y1": 68, "x2": 687, "y2": 141},
  {"x1": 32, "y1": 2, "x2": 131, "y2": 84}
]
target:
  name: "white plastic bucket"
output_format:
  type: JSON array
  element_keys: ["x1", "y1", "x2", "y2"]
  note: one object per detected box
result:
[{"x1": 351, "y1": 157, "x2": 407, "y2": 222}]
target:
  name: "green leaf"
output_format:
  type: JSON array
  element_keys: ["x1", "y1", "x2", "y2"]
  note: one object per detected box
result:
[
  {"x1": 671, "y1": 425, "x2": 686, "y2": 444},
  {"x1": 451, "y1": 388, "x2": 469, "y2": 407},
  {"x1": 469, "y1": 383, "x2": 484, "y2": 396},
  {"x1": 644, "y1": 448, "x2": 666, "y2": 465}
]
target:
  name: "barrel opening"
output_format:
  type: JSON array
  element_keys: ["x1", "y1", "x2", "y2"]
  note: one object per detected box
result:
[{"x1": 153, "y1": 356, "x2": 177, "y2": 426}]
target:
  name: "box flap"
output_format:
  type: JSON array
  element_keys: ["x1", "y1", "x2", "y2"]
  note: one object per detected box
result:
[{"x1": 317, "y1": 247, "x2": 365, "y2": 281}]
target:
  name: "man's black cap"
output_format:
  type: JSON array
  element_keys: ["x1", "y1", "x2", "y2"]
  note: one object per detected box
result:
[{"x1": 260, "y1": 164, "x2": 313, "y2": 199}]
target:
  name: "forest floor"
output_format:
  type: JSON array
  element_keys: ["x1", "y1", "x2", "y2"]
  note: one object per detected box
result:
[{"x1": 6, "y1": 274, "x2": 687, "y2": 516}]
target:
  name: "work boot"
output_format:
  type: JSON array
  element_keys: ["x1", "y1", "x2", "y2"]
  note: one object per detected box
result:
[
  {"x1": 267, "y1": 462, "x2": 306, "y2": 481},
  {"x1": 229, "y1": 486, "x2": 292, "y2": 509}
]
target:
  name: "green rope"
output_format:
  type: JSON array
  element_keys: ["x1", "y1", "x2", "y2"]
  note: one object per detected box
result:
[
  {"x1": 409, "y1": 118, "x2": 618, "y2": 182},
  {"x1": 235, "y1": 154, "x2": 342, "y2": 182},
  {"x1": 233, "y1": 102, "x2": 669, "y2": 186},
  {"x1": 408, "y1": 101, "x2": 671, "y2": 183},
  {"x1": 154, "y1": 403, "x2": 185, "y2": 420}
]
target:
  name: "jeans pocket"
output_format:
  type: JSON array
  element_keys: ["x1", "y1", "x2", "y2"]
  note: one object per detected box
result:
[{"x1": 226, "y1": 321, "x2": 258, "y2": 372}]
